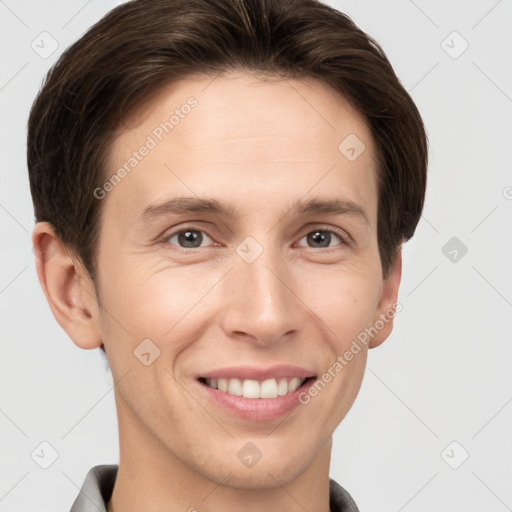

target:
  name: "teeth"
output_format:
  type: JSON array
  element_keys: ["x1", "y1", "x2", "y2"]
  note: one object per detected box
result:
[
  {"x1": 277, "y1": 377, "x2": 288, "y2": 396},
  {"x1": 218, "y1": 378, "x2": 228, "y2": 392},
  {"x1": 288, "y1": 377, "x2": 301, "y2": 392},
  {"x1": 260, "y1": 378, "x2": 278, "y2": 398},
  {"x1": 242, "y1": 379, "x2": 260, "y2": 398},
  {"x1": 228, "y1": 378, "x2": 243, "y2": 396},
  {"x1": 205, "y1": 377, "x2": 307, "y2": 398}
]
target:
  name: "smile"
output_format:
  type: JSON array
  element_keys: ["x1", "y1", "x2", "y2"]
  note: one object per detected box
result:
[
  {"x1": 196, "y1": 365, "x2": 317, "y2": 420},
  {"x1": 200, "y1": 376, "x2": 308, "y2": 398}
]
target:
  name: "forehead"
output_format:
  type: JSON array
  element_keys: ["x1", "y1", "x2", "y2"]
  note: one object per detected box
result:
[{"x1": 104, "y1": 72, "x2": 379, "y2": 226}]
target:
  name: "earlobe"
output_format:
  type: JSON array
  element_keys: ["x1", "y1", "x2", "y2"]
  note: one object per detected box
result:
[
  {"x1": 32, "y1": 222, "x2": 103, "y2": 350},
  {"x1": 368, "y1": 248, "x2": 402, "y2": 349}
]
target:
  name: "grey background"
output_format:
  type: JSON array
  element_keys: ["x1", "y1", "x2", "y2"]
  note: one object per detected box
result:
[{"x1": 1, "y1": 0, "x2": 511, "y2": 510}]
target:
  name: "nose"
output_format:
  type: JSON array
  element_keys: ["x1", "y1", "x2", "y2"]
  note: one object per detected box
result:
[{"x1": 218, "y1": 240, "x2": 305, "y2": 347}]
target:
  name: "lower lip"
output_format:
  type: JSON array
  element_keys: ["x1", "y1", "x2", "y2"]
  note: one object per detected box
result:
[{"x1": 197, "y1": 378, "x2": 317, "y2": 421}]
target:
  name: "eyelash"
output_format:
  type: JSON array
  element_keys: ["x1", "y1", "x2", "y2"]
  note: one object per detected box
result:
[{"x1": 159, "y1": 225, "x2": 351, "y2": 252}]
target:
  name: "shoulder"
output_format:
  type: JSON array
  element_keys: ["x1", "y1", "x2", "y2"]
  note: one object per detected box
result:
[
  {"x1": 69, "y1": 465, "x2": 118, "y2": 512},
  {"x1": 329, "y1": 477, "x2": 360, "y2": 512}
]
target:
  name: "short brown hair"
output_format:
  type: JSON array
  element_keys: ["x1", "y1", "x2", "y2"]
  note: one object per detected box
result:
[{"x1": 27, "y1": 0, "x2": 427, "y2": 284}]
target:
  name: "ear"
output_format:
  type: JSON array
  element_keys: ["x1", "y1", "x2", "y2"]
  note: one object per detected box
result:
[
  {"x1": 32, "y1": 222, "x2": 103, "y2": 350},
  {"x1": 368, "y1": 247, "x2": 402, "y2": 349}
]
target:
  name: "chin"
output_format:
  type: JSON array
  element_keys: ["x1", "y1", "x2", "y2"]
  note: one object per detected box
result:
[
  {"x1": 217, "y1": 462, "x2": 306, "y2": 490},
  {"x1": 195, "y1": 441, "x2": 314, "y2": 490}
]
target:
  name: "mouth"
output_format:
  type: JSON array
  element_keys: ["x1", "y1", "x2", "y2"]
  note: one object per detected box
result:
[
  {"x1": 195, "y1": 364, "x2": 318, "y2": 420},
  {"x1": 197, "y1": 376, "x2": 316, "y2": 399}
]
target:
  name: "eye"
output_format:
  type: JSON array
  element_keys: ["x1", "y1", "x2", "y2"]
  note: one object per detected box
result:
[
  {"x1": 296, "y1": 228, "x2": 348, "y2": 249},
  {"x1": 165, "y1": 228, "x2": 214, "y2": 249}
]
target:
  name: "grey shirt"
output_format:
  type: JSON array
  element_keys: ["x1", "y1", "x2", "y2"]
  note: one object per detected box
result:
[{"x1": 70, "y1": 465, "x2": 360, "y2": 512}]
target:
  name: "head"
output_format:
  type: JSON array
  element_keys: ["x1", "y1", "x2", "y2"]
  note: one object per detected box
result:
[{"x1": 29, "y1": 0, "x2": 427, "y2": 490}]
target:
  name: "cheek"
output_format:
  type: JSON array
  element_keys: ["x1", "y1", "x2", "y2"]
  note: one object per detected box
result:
[
  {"x1": 297, "y1": 264, "x2": 382, "y2": 347},
  {"x1": 98, "y1": 257, "x2": 220, "y2": 352},
  {"x1": 96, "y1": 262, "x2": 206, "y2": 411}
]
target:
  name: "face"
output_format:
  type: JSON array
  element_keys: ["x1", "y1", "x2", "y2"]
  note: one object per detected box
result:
[{"x1": 81, "y1": 72, "x2": 400, "y2": 488}]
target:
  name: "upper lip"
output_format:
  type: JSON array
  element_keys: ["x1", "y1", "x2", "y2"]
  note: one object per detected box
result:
[{"x1": 197, "y1": 364, "x2": 317, "y2": 381}]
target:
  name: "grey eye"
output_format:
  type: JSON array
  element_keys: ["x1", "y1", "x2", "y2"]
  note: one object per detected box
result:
[
  {"x1": 167, "y1": 229, "x2": 213, "y2": 248},
  {"x1": 297, "y1": 230, "x2": 343, "y2": 249}
]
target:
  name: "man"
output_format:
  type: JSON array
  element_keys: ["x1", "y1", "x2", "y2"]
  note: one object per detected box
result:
[{"x1": 27, "y1": 0, "x2": 427, "y2": 510}]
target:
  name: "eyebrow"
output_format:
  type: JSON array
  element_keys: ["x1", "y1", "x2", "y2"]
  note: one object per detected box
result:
[{"x1": 136, "y1": 196, "x2": 370, "y2": 226}]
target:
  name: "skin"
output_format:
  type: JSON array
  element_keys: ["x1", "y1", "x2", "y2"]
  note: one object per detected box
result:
[{"x1": 33, "y1": 72, "x2": 402, "y2": 512}]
